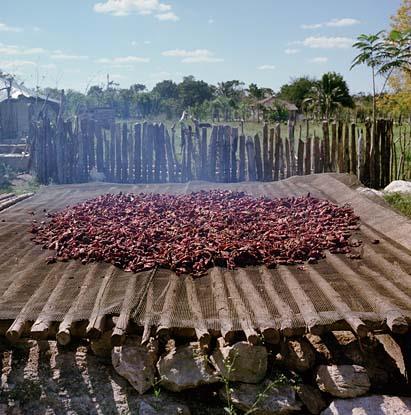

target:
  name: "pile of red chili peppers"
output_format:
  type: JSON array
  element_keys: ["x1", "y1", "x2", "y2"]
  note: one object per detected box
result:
[{"x1": 30, "y1": 190, "x2": 360, "y2": 277}]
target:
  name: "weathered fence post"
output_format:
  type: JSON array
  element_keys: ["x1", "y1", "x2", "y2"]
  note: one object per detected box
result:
[
  {"x1": 344, "y1": 123, "x2": 350, "y2": 173},
  {"x1": 146, "y1": 123, "x2": 156, "y2": 183},
  {"x1": 134, "y1": 123, "x2": 141, "y2": 183},
  {"x1": 187, "y1": 125, "x2": 193, "y2": 181},
  {"x1": 231, "y1": 127, "x2": 238, "y2": 182},
  {"x1": 109, "y1": 122, "x2": 116, "y2": 180},
  {"x1": 263, "y1": 122, "x2": 270, "y2": 181},
  {"x1": 313, "y1": 136, "x2": 321, "y2": 173},
  {"x1": 239, "y1": 133, "x2": 246, "y2": 182},
  {"x1": 331, "y1": 121, "x2": 337, "y2": 171},
  {"x1": 165, "y1": 129, "x2": 175, "y2": 182},
  {"x1": 122, "y1": 123, "x2": 128, "y2": 183},
  {"x1": 363, "y1": 119, "x2": 372, "y2": 186},
  {"x1": 288, "y1": 121, "x2": 295, "y2": 176},
  {"x1": 337, "y1": 122, "x2": 344, "y2": 173},
  {"x1": 95, "y1": 122, "x2": 104, "y2": 174},
  {"x1": 322, "y1": 121, "x2": 330, "y2": 171},
  {"x1": 223, "y1": 126, "x2": 231, "y2": 182},
  {"x1": 304, "y1": 135, "x2": 311, "y2": 176},
  {"x1": 373, "y1": 119, "x2": 381, "y2": 188},
  {"x1": 246, "y1": 136, "x2": 257, "y2": 181},
  {"x1": 154, "y1": 123, "x2": 161, "y2": 182},
  {"x1": 201, "y1": 127, "x2": 208, "y2": 180},
  {"x1": 254, "y1": 133, "x2": 263, "y2": 181},
  {"x1": 268, "y1": 127, "x2": 274, "y2": 180},
  {"x1": 208, "y1": 126, "x2": 218, "y2": 181},
  {"x1": 350, "y1": 123, "x2": 357, "y2": 176},
  {"x1": 274, "y1": 124, "x2": 281, "y2": 181}
]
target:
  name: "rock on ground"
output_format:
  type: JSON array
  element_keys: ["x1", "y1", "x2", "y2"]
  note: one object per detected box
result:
[
  {"x1": 211, "y1": 339, "x2": 267, "y2": 383},
  {"x1": 295, "y1": 384, "x2": 327, "y2": 414},
  {"x1": 329, "y1": 332, "x2": 406, "y2": 393},
  {"x1": 280, "y1": 338, "x2": 316, "y2": 373},
  {"x1": 90, "y1": 330, "x2": 113, "y2": 358},
  {"x1": 316, "y1": 365, "x2": 370, "y2": 398},
  {"x1": 139, "y1": 399, "x2": 191, "y2": 415},
  {"x1": 321, "y1": 395, "x2": 411, "y2": 415},
  {"x1": 157, "y1": 342, "x2": 219, "y2": 392},
  {"x1": 384, "y1": 180, "x2": 411, "y2": 194},
  {"x1": 221, "y1": 379, "x2": 302, "y2": 415},
  {"x1": 112, "y1": 336, "x2": 158, "y2": 394}
]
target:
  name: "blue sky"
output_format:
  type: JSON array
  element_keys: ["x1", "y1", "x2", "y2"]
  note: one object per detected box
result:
[{"x1": 1, "y1": 0, "x2": 402, "y2": 94}]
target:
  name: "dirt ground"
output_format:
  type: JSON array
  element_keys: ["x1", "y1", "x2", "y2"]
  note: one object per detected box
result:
[{"x1": 0, "y1": 338, "x2": 224, "y2": 415}]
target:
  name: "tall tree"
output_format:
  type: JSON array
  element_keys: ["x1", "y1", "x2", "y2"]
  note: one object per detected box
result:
[
  {"x1": 304, "y1": 72, "x2": 353, "y2": 119},
  {"x1": 278, "y1": 76, "x2": 317, "y2": 109}
]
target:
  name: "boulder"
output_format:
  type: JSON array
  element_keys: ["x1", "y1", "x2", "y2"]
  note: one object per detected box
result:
[
  {"x1": 157, "y1": 342, "x2": 219, "y2": 392},
  {"x1": 357, "y1": 186, "x2": 384, "y2": 199},
  {"x1": 321, "y1": 395, "x2": 411, "y2": 415},
  {"x1": 139, "y1": 399, "x2": 191, "y2": 415},
  {"x1": 280, "y1": 338, "x2": 316, "y2": 372},
  {"x1": 384, "y1": 180, "x2": 411, "y2": 194},
  {"x1": 211, "y1": 339, "x2": 267, "y2": 383},
  {"x1": 295, "y1": 384, "x2": 327, "y2": 414},
  {"x1": 112, "y1": 337, "x2": 158, "y2": 394},
  {"x1": 331, "y1": 332, "x2": 406, "y2": 392},
  {"x1": 221, "y1": 379, "x2": 302, "y2": 415},
  {"x1": 316, "y1": 365, "x2": 370, "y2": 398},
  {"x1": 90, "y1": 331, "x2": 112, "y2": 358}
]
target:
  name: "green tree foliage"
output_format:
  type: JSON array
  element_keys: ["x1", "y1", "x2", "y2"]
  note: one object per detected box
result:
[
  {"x1": 304, "y1": 72, "x2": 354, "y2": 118},
  {"x1": 277, "y1": 76, "x2": 317, "y2": 109}
]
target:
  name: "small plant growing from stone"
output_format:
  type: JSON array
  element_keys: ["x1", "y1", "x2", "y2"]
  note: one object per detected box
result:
[{"x1": 151, "y1": 376, "x2": 164, "y2": 398}]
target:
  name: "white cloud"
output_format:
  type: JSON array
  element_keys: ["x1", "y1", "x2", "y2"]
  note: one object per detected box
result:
[
  {"x1": 326, "y1": 18, "x2": 360, "y2": 27},
  {"x1": 0, "y1": 44, "x2": 46, "y2": 56},
  {"x1": 51, "y1": 53, "x2": 89, "y2": 60},
  {"x1": 33, "y1": 26, "x2": 41, "y2": 32},
  {"x1": 131, "y1": 40, "x2": 138, "y2": 46},
  {"x1": 257, "y1": 64, "x2": 275, "y2": 70},
  {"x1": 0, "y1": 22, "x2": 23, "y2": 32},
  {"x1": 162, "y1": 48, "x2": 223, "y2": 63},
  {"x1": 302, "y1": 36, "x2": 353, "y2": 49},
  {"x1": 309, "y1": 57, "x2": 328, "y2": 63},
  {"x1": 301, "y1": 23, "x2": 322, "y2": 29},
  {"x1": 0, "y1": 60, "x2": 35, "y2": 69},
  {"x1": 208, "y1": 18, "x2": 214, "y2": 24},
  {"x1": 284, "y1": 48, "x2": 300, "y2": 54},
  {"x1": 97, "y1": 56, "x2": 150, "y2": 64},
  {"x1": 144, "y1": 40, "x2": 151, "y2": 44},
  {"x1": 93, "y1": 0, "x2": 178, "y2": 20},
  {"x1": 301, "y1": 18, "x2": 360, "y2": 30},
  {"x1": 155, "y1": 11, "x2": 179, "y2": 21}
]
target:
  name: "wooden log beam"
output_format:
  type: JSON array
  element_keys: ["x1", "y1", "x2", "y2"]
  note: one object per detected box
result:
[
  {"x1": 259, "y1": 267, "x2": 296, "y2": 337},
  {"x1": 236, "y1": 269, "x2": 280, "y2": 344},
  {"x1": 185, "y1": 277, "x2": 211, "y2": 348},
  {"x1": 277, "y1": 266, "x2": 323, "y2": 335},
  {"x1": 111, "y1": 275, "x2": 138, "y2": 346},
  {"x1": 86, "y1": 266, "x2": 116, "y2": 339},
  {"x1": 6, "y1": 265, "x2": 64, "y2": 341},
  {"x1": 0, "y1": 193, "x2": 33, "y2": 212},
  {"x1": 156, "y1": 274, "x2": 179, "y2": 338},
  {"x1": 210, "y1": 268, "x2": 234, "y2": 343},
  {"x1": 224, "y1": 271, "x2": 259, "y2": 345},
  {"x1": 31, "y1": 262, "x2": 78, "y2": 340},
  {"x1": 326, "y1": 253, "x2": 409, "y2": 334},
  {"x1": 306, "y1": 266, "x2": 368, "y2": 337},
  {"x1": 57, "y1": 263, "x2": 100, "y2": 345}
]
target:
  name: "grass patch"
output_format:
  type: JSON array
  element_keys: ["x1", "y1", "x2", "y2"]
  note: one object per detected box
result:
[{"x1": 384, "y1": 192, "x2": 411, "y2": 218}]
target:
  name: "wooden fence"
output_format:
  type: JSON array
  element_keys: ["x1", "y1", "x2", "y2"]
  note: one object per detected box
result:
[{"x1": 29, "y1": 117, "x2": 393, "y2": 189}]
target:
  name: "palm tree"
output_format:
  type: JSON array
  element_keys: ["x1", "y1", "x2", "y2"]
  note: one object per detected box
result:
[{"x1": 303, "y1": 73, "x2": 352, "y2": 119}]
